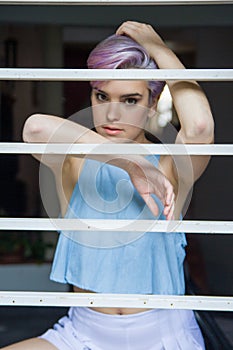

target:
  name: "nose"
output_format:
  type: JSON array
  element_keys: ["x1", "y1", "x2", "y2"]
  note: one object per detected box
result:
[{"x1": 106, "y1": 102, "x2": 121, "y2": 122}]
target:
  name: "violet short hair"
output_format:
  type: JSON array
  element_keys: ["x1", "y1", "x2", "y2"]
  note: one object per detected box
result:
[{"x1": 87, "y1": 34, "x2": 165, "y2": 101}]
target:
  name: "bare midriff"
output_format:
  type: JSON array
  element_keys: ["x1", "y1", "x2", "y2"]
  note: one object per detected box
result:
[{"x1": 73, "y1": 285, "x2": 152, "y2": 315}]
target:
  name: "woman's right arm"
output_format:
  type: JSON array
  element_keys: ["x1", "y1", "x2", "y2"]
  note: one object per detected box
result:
[
  {"x1": 23, "y1": 113, "x2": 107, "y2": 174},
  {"x1": 23, "y1": 113, "x2": 106, "y2": 152},
  {"x1": 23, "y1": 113, "x2": 175, "y2": 219}
]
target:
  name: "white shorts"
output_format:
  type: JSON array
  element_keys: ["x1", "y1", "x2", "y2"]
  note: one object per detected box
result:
[{"x1": 40, "y1": 307, "x2": 205, "y2": 350}]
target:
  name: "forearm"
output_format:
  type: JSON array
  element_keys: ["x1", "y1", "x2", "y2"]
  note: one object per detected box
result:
[
  {"x1": 23, "y1": 113, "x2": 142, "y2": 173},
  {"x1": 23, "y1": 113, "x2": 104, "y2": 145}
]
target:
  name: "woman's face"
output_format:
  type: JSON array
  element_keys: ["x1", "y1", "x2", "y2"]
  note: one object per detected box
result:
[{"x1": 91, "y1": 80, "x2": 156, "y2": 143}]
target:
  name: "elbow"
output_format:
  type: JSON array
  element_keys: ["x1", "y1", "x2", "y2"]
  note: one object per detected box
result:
[
  {"x1": 184, "y1": 115, "x2": 215, "y2": 144},
  {"x1": 195, "y1": 117, "x2": 215, "y2": 143},
  {"x1": 22, "y1": 114, "x2": 45, "y2": 143}
]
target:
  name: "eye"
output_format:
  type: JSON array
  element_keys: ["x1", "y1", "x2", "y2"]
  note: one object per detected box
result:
[
  {"x1": 125, "y1": 98, "x2": 138, "y2": 105},
  {"x1": 96, "y1": 92, "x2": 108, "y2": 102}
]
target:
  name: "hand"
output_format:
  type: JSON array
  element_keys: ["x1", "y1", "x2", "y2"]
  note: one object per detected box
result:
[
  {"x1": 126, "y1": 158, "x2": 175, "y2": 221},
  {"x1": 116, "y1": 21, "x2": 166, "y2": 58}
]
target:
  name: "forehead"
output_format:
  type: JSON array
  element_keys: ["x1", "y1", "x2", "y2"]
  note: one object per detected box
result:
[{"x1": 97, "y1": 80, "x2": 149, "y2": 95}]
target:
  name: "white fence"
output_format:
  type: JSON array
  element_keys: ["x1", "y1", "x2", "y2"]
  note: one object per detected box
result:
[{"x1": 0, "y1": 0, "x2": 232, "y2": 314}]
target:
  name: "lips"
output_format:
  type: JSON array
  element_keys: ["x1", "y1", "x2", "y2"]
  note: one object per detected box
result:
[{"x1": 103, "y1": 125, "x2": 123, "y2": 135}]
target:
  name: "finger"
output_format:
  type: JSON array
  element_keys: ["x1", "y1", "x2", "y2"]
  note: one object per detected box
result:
[
  {"x1": 116, "y1": 21, "x2": 141, "y2": 30},
  {"x1": 141, "y1": 193, "x2": 159, "y2": 217},
  {"x1": 164, "y1": 201, "x2": 175, "y2": 221},
  {"x1": 116, "y1": 21, "x2": 143, "y2": 36},
  {"x1": 165, "y1": 187, "x2": 174, "y2": 206},
  {"x1": 167, "y1": 194, "x2": 175, "y2": 211},
  {"x1": 156, "y1": 183, "x2": 173, "y2": 210},
  {"x1": 163, "y1": 192, "x2": 175, "y2": 220}
]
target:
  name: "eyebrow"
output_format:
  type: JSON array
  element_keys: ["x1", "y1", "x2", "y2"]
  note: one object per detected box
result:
[
  {"x1": 121, "y1": 93, "x2": 143, "y2": 98},
  {"x1": 94, "y1": 88, "x2": 143, "y2": 98}
]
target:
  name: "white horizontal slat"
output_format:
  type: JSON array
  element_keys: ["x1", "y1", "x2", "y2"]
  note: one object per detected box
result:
[
  {"x1": 0, "y1": 218, "x2": 233, "y2": 234},
  {"x1": 0, "y1": 292, "x2": 232, "y2": 311},
  {"x1": 0, "y1": 0, "x2": 232, "y2": 5},
  {"x1": 0, "y1": 68, "x2": 232, "y2": 81},
  {"x1": 1, "y1": 143, "x2": 233, "y2": 155}
]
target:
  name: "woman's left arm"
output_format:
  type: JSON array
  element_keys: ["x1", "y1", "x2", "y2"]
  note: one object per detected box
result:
[{"x1": 116, "y1": 21, "x2": 215, "y2": 187}]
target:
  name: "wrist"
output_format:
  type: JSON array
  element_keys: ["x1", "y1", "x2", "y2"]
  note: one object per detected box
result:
[
  {"x1": 151, "y1": 46, "x2": 185, "y2": 70},
  {"x1": 109, "y1": 156, "x2": 138, "y2": 174}
]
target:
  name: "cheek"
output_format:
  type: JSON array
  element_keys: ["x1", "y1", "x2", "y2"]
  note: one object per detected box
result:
[
  {"x1": 93, "y1": 114, "x2": 102, "y2": 128},
  {"x1": 126, "y1": 111, "x2": 148, "y2": 128},
  {"x1": 92, "y1": 105, "x2": 107, "y2": 126}
]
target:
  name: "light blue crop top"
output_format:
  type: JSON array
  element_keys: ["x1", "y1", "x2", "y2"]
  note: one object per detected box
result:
[{"x1": 50, "y1": 155, "x2": 187, "y2": 295}]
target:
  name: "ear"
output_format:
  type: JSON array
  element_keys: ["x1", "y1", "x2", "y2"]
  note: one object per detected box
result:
[{"x1": 148, "y1": 97, "x2": 158, "y2": 118}]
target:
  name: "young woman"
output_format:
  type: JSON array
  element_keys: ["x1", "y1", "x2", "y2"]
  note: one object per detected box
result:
[{"x1": 3, "y1": 21, "x2": 214, "y2": 350}]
